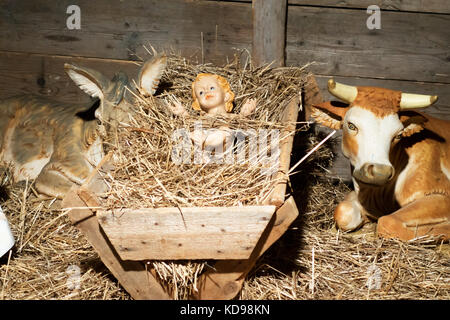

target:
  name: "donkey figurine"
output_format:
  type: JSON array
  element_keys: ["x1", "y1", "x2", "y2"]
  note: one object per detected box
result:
[{"x1": 0, "y1": 55, "x2": 167, "y2": 199}]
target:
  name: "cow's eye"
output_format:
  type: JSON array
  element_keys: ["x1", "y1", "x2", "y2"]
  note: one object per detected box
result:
[
  {"x1": 199, "y1": 91, "x2": 204, "y2": 96},
  {"x1": 210, "y1": 86, "x2": 215, "y2": 90},
  {"x1": 394, "y1": 132, "x2": 403, "y2": 140},
  {"x1": 347, "y1": 122, "x2": 357, "y2": 132}
]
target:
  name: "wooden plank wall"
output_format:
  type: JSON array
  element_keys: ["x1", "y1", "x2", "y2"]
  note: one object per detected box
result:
[{"x1": 0, "y1": 0, "x2": 449, "y2": 180}]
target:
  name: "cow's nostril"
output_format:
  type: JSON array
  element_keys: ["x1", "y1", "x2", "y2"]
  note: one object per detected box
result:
[
  {"x1": 388, "y1": 167, "x2": 395, "y2": 180},
  {"x1": 366, "y1": 164, "x2": 375, "y2": 177}
]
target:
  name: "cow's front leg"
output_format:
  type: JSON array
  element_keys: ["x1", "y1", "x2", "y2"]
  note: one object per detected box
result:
[
  {"x1": 334, "y1": 191, "x2": 369, "y2": 232},
  {"x1": 34, "y1": 161, "x2": 91, "y2": 199},
  {"x1": 377, "y1": 194, "x2": 450, "y2": 241}
]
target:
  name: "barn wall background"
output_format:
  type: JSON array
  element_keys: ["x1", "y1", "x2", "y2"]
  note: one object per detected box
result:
[{"x1": 0, "y1": 0, "x2": 449, "y2": 180}]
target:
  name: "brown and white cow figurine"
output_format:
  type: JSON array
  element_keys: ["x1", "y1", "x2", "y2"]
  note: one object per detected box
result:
[
  {"x1": 312, "y1": 79, "x2": 450, "y2": 241},
  {"x1": 0, "y1": 54, "x2": 167, "y2": 199}
]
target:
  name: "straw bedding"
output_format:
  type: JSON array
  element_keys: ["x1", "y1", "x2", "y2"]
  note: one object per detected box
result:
[
  {"x1": 0, "y1": 54, "x2": 448, "y2": 300},
  {"x1": 102, "y1": 54, "x2": 309, "y2": 209}
]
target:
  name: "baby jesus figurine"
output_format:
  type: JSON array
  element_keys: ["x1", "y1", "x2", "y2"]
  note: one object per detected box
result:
[
  {"x1": 168, "y1": 73, "x2": 257, "y2": 160},
  {"x1": 170, "y1": 73, "x2": 256, "y2": 117}
]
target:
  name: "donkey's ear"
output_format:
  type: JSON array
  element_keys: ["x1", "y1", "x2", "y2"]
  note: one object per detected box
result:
[
  {"x1": 311, "y1": 101, "x2": 350, "y2": 130},
  {"x1": 138, "y1": 54, "x2": 167, "y2": 96},
  {"x1": 64, "y1": 63, "x2": 111, "y2": 99}
]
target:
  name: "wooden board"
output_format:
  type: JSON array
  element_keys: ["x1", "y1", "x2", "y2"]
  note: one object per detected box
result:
[
  {"x1": 194, "y1": 196, "x2": 299, "y2": 300},
  {"x1": 286, "y1": 6, "x2": 450, "y2": 84},
  {"x1": 0, "y1": 51, "x2": 138, "y2": 103},
  {"x1": 97, "y1": 206, "x2": 276, "y2": 261},
  {"x1": 62, "y1": 186, "x2": 171, "y2": 300},
  {"x1": 0, "y1": 0, "x2": 252, "y2": 65},
  {"x1": 266, "y1": 96, "x2": 300, "y2": 207},
  {"x1": 287, "y1": 0, "x2": 450, "y2": 14},
  {"x1": 252, "y1": 0, "x2": 287, "y2": 67}
]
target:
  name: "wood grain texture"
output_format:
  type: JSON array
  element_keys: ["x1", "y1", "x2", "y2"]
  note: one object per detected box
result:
[
  {"x1": 265, "y1": 96, "x2": 300, "y2": 207},
  {"x1": 62, "y1": 186, "x2": 171, "y2": 300},
  {"x1": 97, "y1": 206, "x2": 276, "y2": 260},
  {"x1": 236, "y1": 0, "x2": 450, "y2": 14},
  {"x1": 194, "y1": 196, "x2": 299, "y2": 300},
  {"x1": 287, "y1": 0, "x2": 450, "y2": 14},
  {"x1": 0, "y1": 51, "x2": 139, "y2": 102},
  {"x1": 0, "y1": 0, "x2": 252, "y2": 64},
  {"x1": 286, "y1": 6, "x2": 450, "y2": 84},
  {"x1": 252, "y1": 0, "x2": 287, "y2": 67}
]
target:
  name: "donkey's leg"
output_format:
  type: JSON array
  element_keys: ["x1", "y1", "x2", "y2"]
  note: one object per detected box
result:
[
  {"x1": 34, "y1": 160, "x2": 91, "y2": 199},
  {"x1": 377, "y1": 194, "x2": 450, "y2": 241},
  {"x1": 35, "y1": 167, "x2": 75, "y2": 199}
]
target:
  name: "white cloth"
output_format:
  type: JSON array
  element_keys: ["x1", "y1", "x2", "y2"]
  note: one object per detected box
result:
[{"x1": 0, "y1": 205, "x2": 14, "y2": 258}]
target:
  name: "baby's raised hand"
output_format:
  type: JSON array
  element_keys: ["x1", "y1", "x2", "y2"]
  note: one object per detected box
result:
[
  {"x1": 240, "y1": 98, "x2": 257, "y2": 116},
  {"x1": 166, "y1": 95, "x2": 189, "y2": 116}
]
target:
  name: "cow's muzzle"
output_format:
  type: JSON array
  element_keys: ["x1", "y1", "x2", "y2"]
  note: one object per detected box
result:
[{"x1": 353, "y1": 163, "x2": 395, "y2": 186}]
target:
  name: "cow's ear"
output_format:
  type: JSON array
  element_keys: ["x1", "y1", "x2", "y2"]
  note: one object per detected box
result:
[
  {"x1": 311, "y1": 101, "x2": 349, "y2": 130},
  {"x1": 399, "y1": 111, "x2": 427, "y2": 137}
]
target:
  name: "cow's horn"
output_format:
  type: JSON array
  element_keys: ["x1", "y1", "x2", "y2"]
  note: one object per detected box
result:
[
  {"x1": 399, "y1": 93, "x2": 438, "y2": 109},
  {"x1": 327, "y1": 79, "x2": 358, "y2": 103}
]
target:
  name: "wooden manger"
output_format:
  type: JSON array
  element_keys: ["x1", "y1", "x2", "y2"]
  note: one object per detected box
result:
[{"x1": 61, "y1": 87, "x2": 307, "y2": 299}]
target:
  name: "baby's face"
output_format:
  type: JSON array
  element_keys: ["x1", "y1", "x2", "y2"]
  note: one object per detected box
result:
[{"x1": 193, "y1": 75, "x2": 229, "y2": 112}]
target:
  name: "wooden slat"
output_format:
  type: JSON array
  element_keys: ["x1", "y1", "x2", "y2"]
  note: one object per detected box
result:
[
  {"x1": 266, "y1": 96, "x2": 300, "y2": 207},
  {"x1": 0, "y1": 51, "x2": 138, "y2": 102},
  {"x1": 286, "y1": 6, "x2": 450, "y2": 84},
  {"x1": 252, "y1": 0, "x2": 287, "y2": 67},
  {"x1": 194, "y1": 196, "x2": 299, "y2": 300},
  {"x1": 288, "y1": 0, "x2": 450, "y2": 14},
  {"x1": 62, "y1": 186, "x2": 171, "y2": 300},
  {"x1": 0, "y1": 0, "x2": 252, "y2": 64},
  {"x1": 97, "y1": 205, "x2": 275, "y2": 261},
  {"x1": 236, "y1": 0, "x2": 450, "y2": 14}
]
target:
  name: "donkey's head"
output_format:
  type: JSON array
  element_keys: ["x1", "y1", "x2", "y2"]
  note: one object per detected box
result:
[{"x1": 64, "y1": 54, "x2": 167, "y2": 127}]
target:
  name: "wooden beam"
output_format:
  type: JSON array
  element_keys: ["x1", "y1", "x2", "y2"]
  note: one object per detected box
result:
[
  {"x1": 97, "y1": 205, "x2": 276, "y2": 261},
  {"x1": 252, "y1": 0, "x2": 287, "y2": 67},
  {"x1": 266, "y1": 96, "x2": 300, "y2": 207},
  {"x1": 193, "y1": 196, "x2": 299, "y2": 300}
]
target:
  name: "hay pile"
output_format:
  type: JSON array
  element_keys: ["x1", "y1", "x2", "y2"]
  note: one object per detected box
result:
[
  {"x1": 0, "y1": 172, "x2": 128, "y2": 299},
  {"x1": 0, "y1": 54, "x2": 448, "y2": 300}
]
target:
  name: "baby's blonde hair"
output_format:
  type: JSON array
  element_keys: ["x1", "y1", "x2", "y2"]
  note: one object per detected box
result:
[{"x1": 191, "y1": 73, "x2": 235, "y2": 112}]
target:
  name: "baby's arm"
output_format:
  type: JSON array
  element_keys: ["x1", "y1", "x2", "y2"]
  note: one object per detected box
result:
[
  {"x1": 166, "y1": 95, "x2": 189, "y2": 117},
  {"x1": 240, "y1": 98, "x2": 257, "y2": 117}
]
